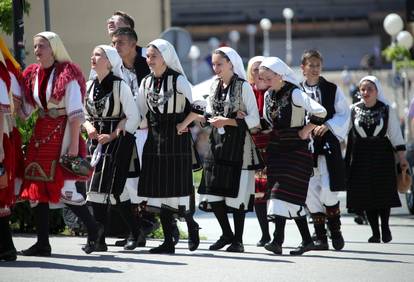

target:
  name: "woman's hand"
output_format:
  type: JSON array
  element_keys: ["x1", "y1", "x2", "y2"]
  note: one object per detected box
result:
[
  {"x1": 176, "y1": 123, "x2": 189, "y2": 135},
  {"x1": 236, "y1": 111, "x2": 246, "y2": 119},
  {"x1": 97, "y1": 134, "x2": 112, "y2": 145},
  {"x1": 85, "y1": 125, "x2": 98, "y2": 140},
  {"x1": 313, "y1": 124, "x2": 329, "y2": 137},
  {"x1": 67, "y1": 143, "x2": 79, "y2": 157},
  {"x1": 208, "y1": 116, "x2": 230, "y2": 128},
  {"x1": 399, "y1": 157, "x2": 409, "y2": 171},
  {"x1": 116, "y1": 119, "x2": 127, "y2": 136},
  {"x1": 298, "y1": 128, "x2": 311, "y2": 140}
]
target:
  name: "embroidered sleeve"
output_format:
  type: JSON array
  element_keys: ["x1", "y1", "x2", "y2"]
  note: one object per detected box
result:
[
  {"x1": 325, "y1": 87, "x2": 351, "y2": 141},
  {"x1": 292, "y1": 88, "x2": 326, "y2": 125},
  {"x1": 65, "y1": 80, "x2": 85, "y2": 123},
  {"x1": 176, "y1": 75, "x2": 193, "y2": 103},
  {"x1": 9, "y1": 72, "x2": 22, "y2": 98},
  {"x1": 387, "y1": 106, "x2": 405, "y2": 151},
  {"x1": 241, "y1": 82, "x2": 260, "y2": 129}
]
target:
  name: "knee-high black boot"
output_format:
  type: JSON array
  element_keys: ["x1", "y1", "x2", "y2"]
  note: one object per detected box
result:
[
  {"x1": 226, "y1": 210, "x2": 245, "y2": 253},
  {"x1": 264, "y1": 217, "x2": 285, "y2": 255},
  {"x1": 21, "y1": 203, "x2": 51, "y2": 256},
  {"x1": 290, "y1": 216, "x2": 315, "y2": 256},
  {"x1": 209, "y1": 201, "x2": 234, "y2": 250},
  {"x1": 254, "y1": 202, "x2": 270, "y2": 246},
  {"x1": 379, "y1": 208, "x2": 392, "y2": 243},
  {"x1": 185, "y1": 213, "x2": 200, "y2": 251},
  {"x1": 68, "y1": 204, "x2": 103, "y2": 254},
  {"x1": 90, "y1": 202, "x2": 108, "y2": 250},
  {"x1": 149, "y1": 208, "x2": 175, "y2": 254},
  {"x1": 116, "y1": 200, "x2": 141, "y2": 250},
  {"x1": 325, "y1": 202, "x2": 345, "y2": 250},
  {"x1": 0, "y1": 215, "x2": 17, "y2": 261},
  {"x1": 311, "y1": 212, "x2": 329, "y2": 250},
  {"x1": 366, "y1": 209, "x2": 380, "y2": 243}
]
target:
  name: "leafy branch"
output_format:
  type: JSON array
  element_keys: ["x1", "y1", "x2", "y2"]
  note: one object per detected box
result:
[{"x1": 0, "y1": 0, "x2": 30, "y2": 35}]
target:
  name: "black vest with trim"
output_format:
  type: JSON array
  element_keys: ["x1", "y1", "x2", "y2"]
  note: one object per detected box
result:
[{"x1": 309, "y1": 77, "x2": 346, "y2": 191}]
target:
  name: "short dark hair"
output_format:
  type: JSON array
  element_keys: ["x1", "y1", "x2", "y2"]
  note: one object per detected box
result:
[
  {"x1": 112, "y1": 27, "x2": 138, "y2": 42},
  {"x1": 113, "y1": 10, "x2": 135, "y2": 30},
  {"x1": 301, "y1": 49, "x2": 323, "y2": 65}
]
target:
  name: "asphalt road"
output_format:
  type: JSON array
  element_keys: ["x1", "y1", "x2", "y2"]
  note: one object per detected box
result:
[{"x1": 1, "y1": 209, "x2": 414, "y2": 282}]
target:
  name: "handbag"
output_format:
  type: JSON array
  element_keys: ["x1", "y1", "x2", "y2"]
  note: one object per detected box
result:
[
  {"x1": 60, "y1": 154, "x2": 93, "y2": 177},
  {"x1": 396, "y1": 164, "x2": 412, "y2": 193}
]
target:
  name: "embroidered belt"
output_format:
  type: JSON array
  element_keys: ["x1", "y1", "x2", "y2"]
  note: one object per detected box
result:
[{"x1": 38, "y1": 108, "x2": 67, "y2": 119}]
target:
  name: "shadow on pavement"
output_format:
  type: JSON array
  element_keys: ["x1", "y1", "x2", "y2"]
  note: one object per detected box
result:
[
  {"x1": 303, "y1": 254, "x2": 408, "y2": 264},
  {"x1": 345, "y1": 240, "x2": 414, "y2": 246},
  {"x1": 340, "y1": 249, "x2": 414, "y2": 257},
  {"x1": 171, "y1": 251, "x2": 294, "y2": 263},
  {"x1": 0, "y1": 260, "x2": 122, "y2": 273},
  {"x1": 52, "y1": 253, "x2": 187, "y2": 266}
]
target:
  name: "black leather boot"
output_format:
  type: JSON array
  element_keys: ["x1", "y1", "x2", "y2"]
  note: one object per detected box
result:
[{"x1": 326, "y1": 202, "x2": 345, "y2": 251}]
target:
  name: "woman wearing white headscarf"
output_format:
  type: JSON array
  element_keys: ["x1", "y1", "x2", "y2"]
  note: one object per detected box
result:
[
  {"x1": 346, "y1": 75, "x2": 408, "y2": 244},
  {"x1": 20, "y1": 32, "x2": 102, "y2": 256},
  {"x1": 177, "y1": 47, "x2": 261, "y2": 253},
  {"x1": 83, "y1": 45, "x2": 141, "y2": 252},
  {"x1": 247, "y1": 55, "x2": 271, "y2": 247},
  {"x1": 259, "y1": 57, "x2": 326, "y2": 256},
  {"x1": 136, "y1": 39, "x2": 200, "y2": 254}
]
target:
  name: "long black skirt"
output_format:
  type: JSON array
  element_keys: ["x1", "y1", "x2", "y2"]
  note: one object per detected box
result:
[{"x1": 346, "y1": 137, "x2": 401, "y2": 210}]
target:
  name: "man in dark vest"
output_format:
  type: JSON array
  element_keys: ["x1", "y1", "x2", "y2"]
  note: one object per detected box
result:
[{"x1": 300, "y1": 50, "x2": 350, "y2": 251}]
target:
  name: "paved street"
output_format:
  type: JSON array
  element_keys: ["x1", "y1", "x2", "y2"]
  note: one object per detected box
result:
[{"x1": 1, "y1": 196, "x2": 414, "y2": 282}]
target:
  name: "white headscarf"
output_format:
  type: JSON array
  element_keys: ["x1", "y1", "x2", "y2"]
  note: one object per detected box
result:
[
  {"x1": 35, "y1": 31, "x2": 71, "y2": 62},
  {"x1": 260, "y1": 56, "x2": 300, "y2": 87},
  {"x1": 359, "y1": 75, "x2": 390, "y2": 105},
  {"x1": 247, "y1": 55, "x2": 264, "y2": 83},
  {"x1": 148, "y1": 39, "x2": 186, "y2": 78},
  {"x1": 95, "y1": 45, "x2": 125, "y2": 80},
  {"x1": 216, "y1": 46, "x2": 246, "y2": 80}
]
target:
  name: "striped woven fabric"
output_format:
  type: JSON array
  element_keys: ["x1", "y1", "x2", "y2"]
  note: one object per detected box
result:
[{"x1": 266, "y1": 128, "x2": 313, "y2": 205}]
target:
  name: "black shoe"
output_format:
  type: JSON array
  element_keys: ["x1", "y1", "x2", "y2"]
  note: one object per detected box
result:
[
  {"x1": 381, "y1": 228, "x2": 392, "y2": 243},
  {"x1": 20, "y1": 243, "x2": 51, "y2": 257},
  {"x1": 82, "y1": 240, "x2": 97, "y2": 254},
  {"x1": 313, "y1": 238, "x2": 329, "y2": 250},
  {"x1": 114, "y1": 239, "x2": 127, "y2": 247},
  {"x1": 290, "y1": 241, "x2": 315, "y2": 256},
  {"x1": 0, "y1": 249, "x2": 17, "y2": 261},
  {"x1": 124, "y1": 237, "x2": 138, "y2": 250},
  {"x1": 264, "y1": 242, "x2": 282, "y2": 254},
  {"x1": 149, "y1": 242, "x2": 175, "y2": 254},
  {"x1": 368, "y1": 236, "x2": 380, "y2": 243},
  {"x1": 256, "y1": 236, "x2": 271, "y2": 247},
  {"x1": 226, "y1": 241, "x2": 244, "y2": 253},
  {"x1": 209, "y1": 235, "x2": 233, "y2": 251},
  {"x1": 81, "y1": 241, "x2": 107, "y2": 252},
  {"x1": 331, "y1": 232, "x2": 345, "y2": 250},
  {"x1": 188, "y1": 222, "x2": 200, "y2": 251}
]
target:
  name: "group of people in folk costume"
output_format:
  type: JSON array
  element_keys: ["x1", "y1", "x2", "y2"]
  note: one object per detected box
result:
[{"x1": 0, "y1": 10, "x2": 408, "y2": 261}]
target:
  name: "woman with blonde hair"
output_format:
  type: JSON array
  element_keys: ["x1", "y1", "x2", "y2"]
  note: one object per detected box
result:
[{"x1": 19, "y1": 32, "x2": 102, "y2": 256}]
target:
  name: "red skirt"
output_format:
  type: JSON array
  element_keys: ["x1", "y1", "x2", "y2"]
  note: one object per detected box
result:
[
  {"x1": 20, "y1": 116, "x2": 86, "y2": 203},
  {"x1": 0, "y1": 128, "x2": 24, "y2": 208}
]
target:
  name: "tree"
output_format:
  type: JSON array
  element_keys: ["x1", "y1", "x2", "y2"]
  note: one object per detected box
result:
[{"x1": 0, "y1": 0, "x2": 30, "y2": 35}]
